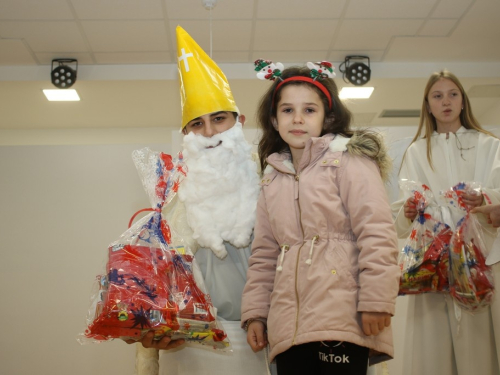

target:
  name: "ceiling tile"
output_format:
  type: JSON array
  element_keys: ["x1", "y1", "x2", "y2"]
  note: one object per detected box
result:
[
  {"x1": 211, "y1": 51, "x2": 251, "y2": 63},
  {"x1": 431, "y1": 0, "x2": 474, "y2": 19},
  {"x1": 81, "y1": 20, "x2": 170, "y2": 52},
  {"x1": 72, "y1": 0, "x2": 164, "y2": 20},
  {"x1": 462, "y1": 0, "x2": 500, "y2": 21},
  {"x1": 166, "y1": 0, "x2": 254, "y2": 20},
  {"x1": 334, "y1": 19, "x2": 422, "y2": 50},
  {"x1": 94, "y1": 52, "x2": 172, "y2": 64},
  {"x1": 328, "y1": 50, "x2": 385, "y2": 62},
  {"x1": 385, "y1": 36, "x2": 500, "y2": 61},
  {"x1": 256, "y1": 0, "x2": 346, "y2": 19},
  {"x1": 452, "y1": 0, "x2": 500, "y2": 38},
  {"x1": 252, "y1": 50, "x2": 331, "y2": 63},
  {"x1": 345, "y1": 0, "x2": 436, "y2": 18},
  {"x1": 254, "y1": 20, "x2": 338, "y2": 51},
  {"x1": 170, "y1": 20, "x2": 253, "y2": 51},
  {"x1": 0, "y1": 0, "x2": 73, "y2": 20},
  {"x1": 418, "y1": 19, "x2": 457, "y2": 36},
  {"x1": 0, "y1": 21, "x2": 88, "y2": 52},
  {"x1": 0, "y1": 39, "x2": 37, "y2": 65},
  {"x1": 35, "y1": 52, "x2": 95, "y2": 65}
]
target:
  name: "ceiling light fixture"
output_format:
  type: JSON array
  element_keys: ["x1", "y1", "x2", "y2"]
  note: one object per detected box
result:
[
  {"x1": 202, "y1": 0, "x2": 217, "y2": 10},
  {"x1": 339, "y1": 87, "x2": 374, "y2": 99},
  {"x1": 338, "y1": 55, "x2": 371, "y2": 86},
  {"x1": 43, "y1": 89, "x2": 80, "y2": 101},
  {"x1": 51, "y1": 58, "x2": 78, "y2": 89}
]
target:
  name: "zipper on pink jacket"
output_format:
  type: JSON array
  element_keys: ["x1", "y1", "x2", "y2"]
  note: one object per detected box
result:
[
  {"x1": 292, "y1": 172, "x2": 304, "y2": 345},
  {"x1": 291, "y1": 171, "x2": 322, "y2": 345}
]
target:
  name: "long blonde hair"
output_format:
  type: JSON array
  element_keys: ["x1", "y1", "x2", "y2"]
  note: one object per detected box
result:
[{"x1": 403, "y1": 70, "x2": 496, "y2": 170}]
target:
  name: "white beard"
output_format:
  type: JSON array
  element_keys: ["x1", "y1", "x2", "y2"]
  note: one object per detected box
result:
[{"x1": 178, "y1": 123, "x2": 260, "y2": 259}]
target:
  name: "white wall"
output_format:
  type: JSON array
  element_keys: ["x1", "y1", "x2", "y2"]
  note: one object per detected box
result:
[
  {"x1": 481, "y1": 105, "x2": 500, "y2": 127},
  {"x1": 0, "y1": 127, "x2": 172, "y2": 146},
  {"x1": 0, "y1": 143, "x2": 168, "y2": 375}
]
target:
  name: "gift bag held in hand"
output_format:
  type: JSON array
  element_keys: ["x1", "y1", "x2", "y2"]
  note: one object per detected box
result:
[
  {"x1": 398, "y1": 180, "x2": 452, "y2": 295},
  {"x1": 442, "y1": 182, "x2": 494, "y2": 313},
  {"x1": 78, "y1": 148, "x2": 230, "y2": 350}
]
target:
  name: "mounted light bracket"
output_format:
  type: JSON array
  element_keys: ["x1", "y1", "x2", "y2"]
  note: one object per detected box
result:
[
  {"x1": 338, "y1": 56, "x2": 371, "y2": 86},
  {"x1": 202, "y1": 0, "x2": 217, "y2": 10},
  {"x1": 51, "y1": 58, "x2": 78, "y2": 89}
]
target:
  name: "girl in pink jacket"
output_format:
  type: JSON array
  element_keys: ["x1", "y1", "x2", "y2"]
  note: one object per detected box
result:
[{"x1": 241, "y1": 62, "x2": 400, "y2": 375}]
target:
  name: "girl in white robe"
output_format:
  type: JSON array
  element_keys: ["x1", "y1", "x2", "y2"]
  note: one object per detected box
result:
[{"x1": 391, "y1": 70, "x2": 500, "y2": 375}]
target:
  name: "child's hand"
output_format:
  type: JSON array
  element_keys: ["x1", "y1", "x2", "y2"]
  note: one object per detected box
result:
[
  {"x1": 125, "y1": 330, "x2": 185, "y2": 350},
  {"x1": 404, "y1": 197, "x2": 418, "y2": 221},
  {"x1": 361, "y1": 312, "x2": 391, "y2": 336},
  {"x1": 462, "y1": 192, "x2": 484, "y2": 209},
  {"x1": 246, "y1": 320, "x2": 268, "y2": 352}
]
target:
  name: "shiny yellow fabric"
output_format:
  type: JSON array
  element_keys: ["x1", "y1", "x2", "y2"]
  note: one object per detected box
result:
[{"x1": 176, "y1": 26, "x2": 238, "y2": 129}]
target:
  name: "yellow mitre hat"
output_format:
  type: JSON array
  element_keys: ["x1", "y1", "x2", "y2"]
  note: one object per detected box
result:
[{"x1": 176, "y1": 26, "x2": 239, "y2": 129}]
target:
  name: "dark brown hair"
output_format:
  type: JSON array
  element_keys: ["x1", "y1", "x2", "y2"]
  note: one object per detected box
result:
[{"x1": 257, "y1": 66, "x2": 355, "y2": 172}]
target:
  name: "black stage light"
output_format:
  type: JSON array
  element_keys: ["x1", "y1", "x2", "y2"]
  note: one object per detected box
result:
[
  {"x1": 51, "y1": 58, "x2": 78, "y2": 89},
  {"x1": 338, "y1": 56, "x2": 371, "y2": 86}
]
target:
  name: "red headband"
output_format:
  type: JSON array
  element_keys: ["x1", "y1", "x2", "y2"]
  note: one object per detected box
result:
[{"x1": 273, "y1": 76, "x2": 332, "y2": 110}]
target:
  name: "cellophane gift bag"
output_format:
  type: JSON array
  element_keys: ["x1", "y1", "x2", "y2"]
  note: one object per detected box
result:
[
  {"x1": 442, "y1": 181, "x2": 494, "y2": 313},
  {"x1": 398, "y1": 180, "x2": 452, "y2": 295},
  {"x1": 78, "y1": 147, "x2": 230, "y2": 350}
]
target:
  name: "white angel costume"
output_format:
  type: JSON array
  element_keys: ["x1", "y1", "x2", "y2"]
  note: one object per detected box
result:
[{"x1": 391, "y1": 127, "x2": 500, "y2": 375}]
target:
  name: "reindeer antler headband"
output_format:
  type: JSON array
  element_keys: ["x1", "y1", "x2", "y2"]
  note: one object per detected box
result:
[{"x1": 254, "y1": 59, "x2": 336, "y2": 109}]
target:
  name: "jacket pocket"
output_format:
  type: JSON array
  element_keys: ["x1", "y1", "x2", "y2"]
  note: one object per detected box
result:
[{"x1": 322, "y1": 242, "x2": 359, "y2": 290}]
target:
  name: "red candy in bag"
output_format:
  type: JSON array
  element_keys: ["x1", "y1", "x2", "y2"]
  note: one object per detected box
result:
[
  {"x1": 85, "y1": 245, "x2": 218, "y2": 341},
  {"x1": 443, "y1": 182, "x2": 495, "y2": 313},
  {"x1": 78, "y1": 148, "x2": 229, "y2": 349},
  {"x1": 398, "y1": 180, "x2": 451, "y2": 295}
]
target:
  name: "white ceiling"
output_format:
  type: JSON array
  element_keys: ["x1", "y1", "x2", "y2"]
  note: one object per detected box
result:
[{"x1": 1, "y1": 0, "x2": 500, "y2": 143}]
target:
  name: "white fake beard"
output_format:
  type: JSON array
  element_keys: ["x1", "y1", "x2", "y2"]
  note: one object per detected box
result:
[{"x1": 178, "y1": 123, "x2": 260, "y2": 259}]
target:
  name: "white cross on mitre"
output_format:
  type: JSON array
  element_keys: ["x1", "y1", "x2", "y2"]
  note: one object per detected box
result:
[{"x1": 178, "y1": 48, "x2": 194, "y2": 72}]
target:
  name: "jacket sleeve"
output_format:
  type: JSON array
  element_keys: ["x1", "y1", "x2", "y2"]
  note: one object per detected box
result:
[
  {"x1": 241, "y1": 189, "x2": 280, "y2": 327},
  {"x1": 338, "y1": 153, "x2": 400, "y2": 315}
]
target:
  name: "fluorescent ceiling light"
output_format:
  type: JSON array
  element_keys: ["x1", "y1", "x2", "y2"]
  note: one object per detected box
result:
[
  {"x1": 339, "y1": 87, "x2": 374, "y2": 99},
  {"x1": 43, "y1": 89, "x2": 80, "y2": 101}
]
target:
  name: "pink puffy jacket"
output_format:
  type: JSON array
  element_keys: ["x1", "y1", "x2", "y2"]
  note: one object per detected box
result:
[{"x1": 241, "y1": 133, "x2": 400, "y2": 365}]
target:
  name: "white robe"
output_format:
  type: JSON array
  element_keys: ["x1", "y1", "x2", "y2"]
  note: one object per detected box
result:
[
  {"x1": 391, "y1": 127, "x2": 500, "y2": 375},
  {"x1": 135, "y1": 195, "x2": 275, "y2": 375}
]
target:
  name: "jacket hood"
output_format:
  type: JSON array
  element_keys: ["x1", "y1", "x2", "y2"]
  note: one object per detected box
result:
[
  {"x1": 265, "y1": 132, "x2": 392, "y2": 183},
  {"x1": 330, "y1": 131, "x2": 392, "y2": 183}
]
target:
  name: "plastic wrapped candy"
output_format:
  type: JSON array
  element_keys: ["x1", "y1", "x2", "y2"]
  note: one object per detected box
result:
[
  {"x1": 398, "y1": 180, "x2": 452, "y2": 295},
  {"x1": 442, "y1": 182, "x2": 494, "y2": 313},
  {"x1": 78, "y1": 148, "x2": 229, "y2": 350}
]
